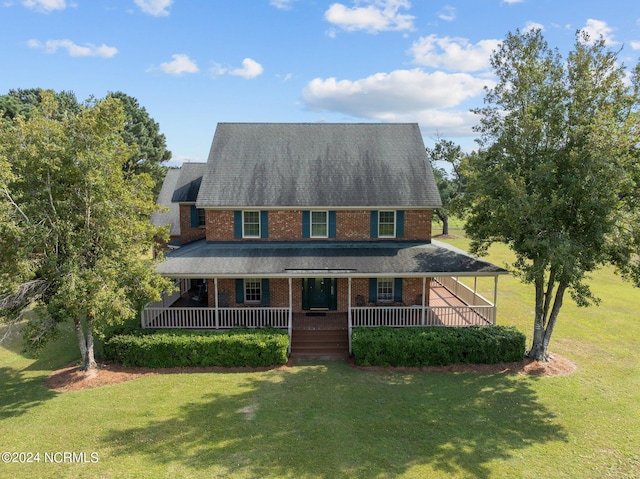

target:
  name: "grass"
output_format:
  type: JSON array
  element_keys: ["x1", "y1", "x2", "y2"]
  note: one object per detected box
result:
[{"x1": 1, "y1": 222, "x2": 639, "y2": 478}]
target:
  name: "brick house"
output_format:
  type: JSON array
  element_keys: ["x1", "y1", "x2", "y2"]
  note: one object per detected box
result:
[{"x1": 147, "y1": 123, "x2": 506, "y2": 357}]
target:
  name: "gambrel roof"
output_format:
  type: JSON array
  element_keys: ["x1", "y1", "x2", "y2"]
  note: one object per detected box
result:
[{"x1": 196, "y1": 123, "x2": 442, "y2": 209}]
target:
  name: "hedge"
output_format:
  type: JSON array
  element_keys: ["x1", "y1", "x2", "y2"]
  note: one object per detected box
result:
[
  {"x1": 351, "y1": 326, "x2": 526, "y2": 367},
  {"x1": 103, "y1": 328, "x2": 290, "y2": 368}
]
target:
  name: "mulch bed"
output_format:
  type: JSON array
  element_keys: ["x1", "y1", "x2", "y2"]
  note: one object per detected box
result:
[{"x1": 46, "y1": 354, "x2": 576, "y2": 392}]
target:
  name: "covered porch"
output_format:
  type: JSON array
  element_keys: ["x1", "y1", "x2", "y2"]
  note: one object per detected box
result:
[{"x1": 144, "y1": 239, "x2": 507, "y2": 355}]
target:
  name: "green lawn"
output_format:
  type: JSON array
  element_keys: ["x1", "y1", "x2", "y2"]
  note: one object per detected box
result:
[{"x1": 1, "y1": 226, "x2": 639, "y2": 478}]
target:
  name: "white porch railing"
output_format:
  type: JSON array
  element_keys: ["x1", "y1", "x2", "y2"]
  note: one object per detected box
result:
[
  {"x1": 349, "y1": 305, "x2": 495, "y2": 328},
  {"x1": 434, "y1": 277, "x2": 493, "y2": 307},
  {"x1": 142, "y1": 307, "x2": 290, "y2": 329}
]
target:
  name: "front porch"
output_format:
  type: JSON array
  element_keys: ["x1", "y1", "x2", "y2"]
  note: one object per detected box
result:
[{"x1": 142, "y1": 276, "x2": 498, "y2": 356}]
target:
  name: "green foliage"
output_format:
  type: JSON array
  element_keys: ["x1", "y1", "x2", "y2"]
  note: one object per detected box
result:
[
  {"x1": 103, "y1": 329, "x2": 290, "y2": 368},
  {"x1": 465, "y1": 29, "x2": 640, "y2": 359},
  {"x1": 0, "y1": 90, "x2": 172, "y2": 368},
  {"x1": 107, "y1": 91, "x2": 172, "y2": 197},
  {"x1": 351, "y1": 326, "x2": 525, "y2": 367}
]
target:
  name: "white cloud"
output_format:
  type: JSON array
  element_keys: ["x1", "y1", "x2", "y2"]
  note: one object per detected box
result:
[
  {"x1": 523, "y1": 21, "x2": 544, "y2": 32},
  {"x1": 409, "y1": 34, "x2": 499, "y2": 72},
  {"x1": 302, "y1": 69, "x2": 493, "y2": 137},
  {"x1": 324, "y1": 0, "x2": 415, "y2": 34},
  {"x1": 134, "y1": 0, "x2": 173, "y2": 17},
  {"x1": 303, "y1": 68, "x2": 491, "y2": 115},
  {"x1": 582, "y1": 19, "x2": 617, "y2": 45},
  {"x1": 27, "y1": 38, "x2": 118, "y2": 57},
  {"x1": 209, "y1": 58, "x2": 264, "y2": 79},
  {"x1": 158, "y1": 54, "x2": 199, "y2": 75},
  {"x1": 229, "y1": 58, "x2": 264, "y2": 79},
  {"x1": 502, "y1": 0, "x2": 524, "y2": 4},
  {"x1": 437, "y1": 5, "x2": 455, "y2": 22},
  {"x1": 270, "y1": 0, "x2": 296, "y2": 10},
  {"x1": 22, "y1": 0, "x2": 65, "y2": 13},
  {"x1": 631, "y1": 41, "x2": 640, "y2": 50}
]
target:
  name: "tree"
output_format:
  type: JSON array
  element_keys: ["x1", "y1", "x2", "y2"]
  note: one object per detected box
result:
[
  {"x1": 0, "y1": 89, "x2": 171, "y2": 197},
  {"x1": 0, "y1": 91, "x2": 171, "y2": 370},
  {"x1": 107, "y1": 91, "x2": 172, "y2": 196},
  {"x1": 426, "y1": 139, "x2": 467, "y2": 235},
  {"x1": 464, "y1": 29, "x2": 640, "y2": 360},
  {"x1": 0, "y1": 88, "x2": 81, "y2": 121}
]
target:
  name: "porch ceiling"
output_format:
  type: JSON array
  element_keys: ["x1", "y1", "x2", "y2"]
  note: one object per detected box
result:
[{"x1": 156, "y1": 240, "x2": 507, "y2": 278}]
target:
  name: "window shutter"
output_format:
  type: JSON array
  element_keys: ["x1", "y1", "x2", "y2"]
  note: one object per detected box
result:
[
  {"x1": 370, "y1": 211, "x2": 378, "y2": 238},
  {"x1": 234, "y1": 211, "x2": 242, "y2": 238},
  {"x1": 261, "y1": 279, "x2": 270, "y2": 305},
  {"x1": 394, "y1": 278, "x2": 403, "y2": 302},
  {"x1": 369, "y1": 278, "x2": 377, "y2": 303},
  {"x1": 235, "y1": 279, "x2": 244, "y2": 304},
  {"x1": 302, "y1": 279, "x2": 309, "y2": 310},
  {"x1": 302, "y1": 211, "x2": 310, "y2": 238},
  {"x1": 396, "y1": 210, "x2": 404, "y2": 238},
  {"x1": 190, "y1": 205, "x2": 199, "y2": 228},
  {"x1": 260, "y1": 211, "x2": 268, "y2": 238},
  {"x1": 329, "y1": 211, "x2": 337, "y2": 238}
]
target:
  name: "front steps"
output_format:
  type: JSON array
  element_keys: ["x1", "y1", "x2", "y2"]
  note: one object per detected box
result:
[{"x1": 290, "y1": 328, "x2": 350, "y2": 360}]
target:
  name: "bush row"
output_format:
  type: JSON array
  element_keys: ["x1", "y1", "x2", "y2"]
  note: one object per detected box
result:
[
  {"x1": 103, "y1": 328, "x2": 290, "y2": 368},
  {"x1": 352, "y1": 326, "x2": 526, "y2": 367}
]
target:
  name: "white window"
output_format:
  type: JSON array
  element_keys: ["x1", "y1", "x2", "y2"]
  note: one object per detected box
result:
[
  {"x1": 244, "y1": 278, "x2": 261, "y2": 303},
  {"x1": 378, "y1": 211, "x2": 396, "y2": 238},
  {"x1": 311, "y1": 211, "x2": 328, "y2": 238},
  {"x1": 377, "y1": 278, "x2": 394, "y2": 303},
  {"x1": 243, "y1": 211, "x2": 260, "y2": 238}
]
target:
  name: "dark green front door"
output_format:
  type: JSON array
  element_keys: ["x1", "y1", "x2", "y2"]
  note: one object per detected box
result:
[{"x1": 302, "y1": 278, "x2": 337, "y2": 310}]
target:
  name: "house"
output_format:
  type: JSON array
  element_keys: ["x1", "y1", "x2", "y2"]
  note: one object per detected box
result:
[{"x1": 146, "y1": 123, "x2": 507, "y2": 358}]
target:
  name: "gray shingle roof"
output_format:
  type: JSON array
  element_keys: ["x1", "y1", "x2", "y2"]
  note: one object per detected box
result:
[
  {"x1": 155, "y1": 240, "x2": 507, "y2": 278},
  {"x1": 151, "y1": 168, "x2": 181, "y2": 236},
  {"x1": 171, "y1": 162, "x2": 207, "y2": 203},
  {"x1": 196, "y1": 123, "x2": 442, "y2": 208}
]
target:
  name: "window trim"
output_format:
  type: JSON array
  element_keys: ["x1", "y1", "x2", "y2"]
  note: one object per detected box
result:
[
  {"x1": 244, "y1": 278, "x2": 262, "y2": 304},
  {"x1": 310, "y1": 210, "x2": 329, "y2": 238},
  {"x1": 378, "y1": 210, "x2": 396, "y2": 238},
  {"x1": 197, "y1": 208, "x2": 206, "y2": 227},
  {"x1": 242, "y1": 210, "x2": 261, "y2": 238},
  {"x1": 377, "y1": 277, "x2": 394, "y2": 303}
]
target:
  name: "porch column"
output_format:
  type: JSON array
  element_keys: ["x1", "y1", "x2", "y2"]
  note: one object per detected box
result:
[
  {"x1": 493, "y1": 275, "x2": 499, "y2": 325},
  {"x1": 348, "y1": 277, "x2": 352, "y2": 354},
  {"x1": 421, "y1": 276, "x2": 426, "y2": 326},
  {"x1": 214, "y1": 278, "x2": 219, "y2": 329},
  {"x1": 288, "y1": 277, "x2": 293, "y2": 354}
]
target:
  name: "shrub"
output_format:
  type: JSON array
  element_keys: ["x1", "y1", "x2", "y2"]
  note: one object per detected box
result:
[
  {"x1": 103, "y1": 328, "x2": 289, "y2": 368},
  {"x1": 352, "y1": 326, "x2": 525, "y2": 367}
]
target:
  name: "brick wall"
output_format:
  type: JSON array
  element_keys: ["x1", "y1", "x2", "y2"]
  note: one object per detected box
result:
[
  {"x1": 203, "y1": 209, "x2": 432, "y2": 242},
  {"x1": 179, "y1": 204, "x2": 206, "y2": 244},
  {"x1": 207, "y1": 277, "x2": 431, "y2": 310}
]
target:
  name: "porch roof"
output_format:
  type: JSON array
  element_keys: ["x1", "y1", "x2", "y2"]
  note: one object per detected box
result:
[{"x1": 156, "y1": 240, "x2": 507, "y2": 278}]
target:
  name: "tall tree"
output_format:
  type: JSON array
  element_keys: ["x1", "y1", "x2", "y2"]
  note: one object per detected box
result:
[
  {"x1": 0, "y1": 91, "x2": 171, "y2": 369},
  {"x1": 426, "y1": 139, "x2": 467, "y2": 235},
  {"x1": 465, "y1": 29, "x2": 640, "y2": 360},
  {"x1": 107, "y1": 91, "x2": 172, "y2": 196}
]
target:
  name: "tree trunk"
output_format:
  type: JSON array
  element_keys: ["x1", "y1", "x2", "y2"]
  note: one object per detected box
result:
[
  {"x1": 74, "y1": 315, "x2": 97, "y2": 371},
  {"x1": 528, "y1": 275, "x2": 547, "y2": 361},
  {"x1": 528, "y1": 276, "x2": 568, "y2": 361},
  {"x1": 435, "y1": 209, "x2": 449, "y2": 236},
  {"x1": 441, "y1": 214, "x2": 449, "y2": 236}
]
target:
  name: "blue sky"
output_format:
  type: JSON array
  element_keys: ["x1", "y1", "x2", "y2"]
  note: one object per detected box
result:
[{"x1": 2, "y1": 0, "x2": 639, "y2": 164}]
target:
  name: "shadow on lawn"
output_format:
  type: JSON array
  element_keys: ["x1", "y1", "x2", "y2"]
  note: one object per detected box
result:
[
  {"x1": 0, "y1": 367, "x2": 58, "y2": 419},
  {"x1": 103, "y1": 362, "x2": 566, "y2": 478}
]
